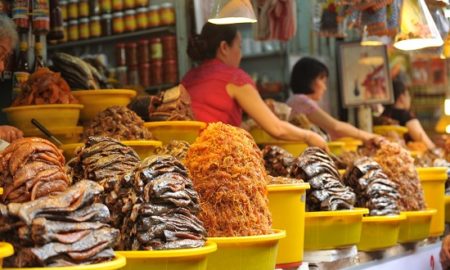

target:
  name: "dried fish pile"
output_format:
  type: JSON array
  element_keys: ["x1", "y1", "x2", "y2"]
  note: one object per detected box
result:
[
  {"x1": 83, "y1": 106, "x2": 153, "y2": 140},
  {"x1": 67, "y1": 136, "x2": 140, "y2": 229},
  {"x1": 367, "y1": 138, "x2": 426, "y2": 211},
  {"x1": 121, "y1": 155, "x2": 206, "y2": 250},
  {"x1": 12, "y1": 68, "x2": 78, "y2": 106},
  {"x1": 156, "y1": 140, "x2": 191, "y2": 161},
  {"x1": 0, "y1": 180, "x2": 118, "y2": 267},
  {"x1": 343, "y1": 157, "x2": 400, "y2": 216},
  {"x1": 262, "y1": 145, "x2": 295, "y2": 177},
  {"x1": 0, "y1": 137, "x2": 70, "y2": 204},
  {"x1": 185, "y1": 122, "x2": 272, "y2": 237},
  {"x1": 290, "y1": 147, "x2": 356, "y2": 211}
]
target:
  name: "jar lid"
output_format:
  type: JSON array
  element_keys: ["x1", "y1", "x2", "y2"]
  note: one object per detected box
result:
[
  {"x1": 60, "y1": 0, "x2": 68, "y2": 4},
  {"x1": 137, "y1": 7, "x2": 148, "y2": 12},
  {"x1": 139, "y1": 39, "x2": 149, "y2": 45},
  {"x1": 80, "y1": 18, "x2": 89, "y2": 23},
  {"x1": 113, "y1": 12, "x2": 124, "y2": 17},
  {"x1": 148, "y1": 4, "x2": 160, "y2": 10},
  {"x1": 150, "y1": 37, "x2": 161, "y2": 43},
  {"x1": 69, "y1": 20, "x2": 78, "y2": 25},
  {"x1": 161, "y1": 2, "x2": 173, "y2": 8},
  {"x1": 91, "y1": 16, "x2": 101, "y2": 20},
  {"x1": 102, "y1": 13, "x2": 112, "y2": 19},
  {"x1": 126, "y1": 42, "x2": 138, "y2": 48},
  {"x1": 125, "y1": 10, "x2": 136, "y2": 15}
]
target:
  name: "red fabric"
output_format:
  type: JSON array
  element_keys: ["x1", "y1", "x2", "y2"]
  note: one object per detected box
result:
[{"x1": 181, "y1": 59, "x2": 255, "y2": 127}]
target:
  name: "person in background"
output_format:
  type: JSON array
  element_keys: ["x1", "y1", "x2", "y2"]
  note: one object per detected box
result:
[
  {"x1": 381, "y1": 78, "x2": 435, "y2": 150},
  {"x1": 287, "y1": 57, "x2": 375, "y2": 142},
  {"x1": 0, "y1": 15, "x2": 23, "y2": 142},
  {"x1": 181, "y1": 23, "x2": 327, "y2": 149}
]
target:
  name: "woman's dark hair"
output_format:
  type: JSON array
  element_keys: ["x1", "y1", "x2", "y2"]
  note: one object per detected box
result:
[
  {"x1": 290, "y1": 57, "x2": 329, "y2": 94},
  {"x1": 392, "y1": 77, "x2": 407, "y2": 102},
  {"x1": 187, "y1": 22, "x2": 238, "y2": 62}
]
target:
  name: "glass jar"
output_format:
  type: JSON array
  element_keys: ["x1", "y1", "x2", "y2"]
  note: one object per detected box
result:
[
  {"x1": 139, "y1": 63, "x2": 150, "y2": 87},
  {"x1": 150, "y1": 38, "x2": 162, "y2": 60},
  {"x1": 68, "y1": 0, "x2": 78, "y2": 20},
  {"x1": 138, "y1": 39, "x2": 149, "y2": 64},
  {"x1": 136, "y1": 0, "x2": 148, "y2": 7},
  {"x1": 89, "y1": 0, "x2": 100, "y2": 16},
  {"x1": 124, "y1": 9, "x2": 136, "y2": 32},
  {"x1": 100, "y1": 0, "x2": 112, "y2": 14},
  {"x1": 147, "y1": 5, "x2": 160, "y2": 28},
  {"x1": 68, "y1": 20, "x2": 79, "y2": 41},
  {"x1": 136, "y1": 7, "x2": 147, "y2": 29},
  {"x1": 112, "y1": 12, "x2": 124, "y2": 34},
  {"x1": 163, "y1": 59, "x2": 178, "y2": 84},
  {"x1": 112, "y1": 0, "x2": 123, "y2": 11},
  {"x1": 60, "y1": 0, "x2": 68, "y2": 21},
  {"x1": 116, "y1": 43, "x2": 126, "y2": 66},
  {"x1": 101, "y1": 13, "x2": 112, "y2": 36},
  {"x1": 159, "y1": 3, "x2": 175, "y2": 25},
  {"x1": 161, "y1": 35, "x2": 177, "y2": 60},
  {"x1": 90, "y1": 15, "x2": 101, "y2": 37},
  {"x1": 126, "y1": 42, "x2": 138, "y2": 66},
  {"x1": 78, "y1": 0, "x2": 89, "y2": 17},
  {"x1": 79, "y1": 17, "x2": 90, "y2": 39},
  {"x1": 128, "y1": 65, "x2": 139, "y2": 85},
  {"x1": 116, "y1": 66, "x2": 128, "y2": 86},
  {"x1": 151, "y1": 60, "x2": 162, "y2": 86},
  {"x1": 124, "y1": 0, "x2": 135, "y2": 10}
]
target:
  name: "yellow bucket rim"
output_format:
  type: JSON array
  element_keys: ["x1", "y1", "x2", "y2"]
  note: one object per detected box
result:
[
  {"x1": 72, "y1": 89, "x2": 137, "y2": 97},
  {"x1": 23, "y1": 126, "x2": 84, "y2": 134},
  {"x1": 116, "y1": 241, "x2": 217, "y2": 258},
  {"x1": 4, "y1": 254, "x2": 126, "y2": 270},
  {"x1": 362, "y1": 213, "x2": 406, "y2": 223},
  {"x1": 416, "y1": 167, "x2": 448, "y2": 182},
  {"x1": 144, "y1": 121, "x2": 207, "y2": 129},
  {"x1": 445, "y1": 195, "x2": 450, "y2": 204},
  {"x1": 373, "y1": 125, "x2": 408, "y2": 135},
  {"x1": 400, "y1": 209, "x2": 437, "y2": 217},
  {"x1": 3, "y1": 104, "x2": 84, "y2": 112},
  {"x1": 207, "y1": 229, "x2": 286, "y2": 244},
  {"x1": 267, "y1": 183, "x2": 310, "y2": 192},
  {"x1": 0, "y1": 242, "x2": 14, "y2": 258},
  {"x1": 305, "y1": 208, "x2": 369, "y2": 217}
]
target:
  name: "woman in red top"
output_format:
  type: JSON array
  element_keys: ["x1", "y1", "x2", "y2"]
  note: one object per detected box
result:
[{"x1": 182, "y1": 23, "x2": 327, "y2": 149}]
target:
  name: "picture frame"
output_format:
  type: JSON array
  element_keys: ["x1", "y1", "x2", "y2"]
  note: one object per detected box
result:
[{"x1": 338, "y1": 42, "x2": 394, "y2": 107}]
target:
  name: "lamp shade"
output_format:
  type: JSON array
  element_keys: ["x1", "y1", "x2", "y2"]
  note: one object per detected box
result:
[
  {"x1": 208, "y1": 0, "x2": 257, "y2": 25},
  {"x1": 394, "y1": 0, "x2": 443, "y2": 51}
]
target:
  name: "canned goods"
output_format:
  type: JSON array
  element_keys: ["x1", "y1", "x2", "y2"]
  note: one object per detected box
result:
[
  {"x1": 160, "y1": 3, "x2": 175, "y2": 25},
  {"x1": 112, "y1": 12, "x2": 124, "y2": 34},
  {"x1": 100, "y1": 0, "x2": 112, "y2": 14},
  {"x1": 78, "y1": 0, "x2": 89, "y2": 17},
  {"x1": 68, "y1": 20, "x2": 79, "y2": 41},
  {"x1": 147, "y1": 5, "x2": 160, "y2": 28},
  {"x1": 136, "y1": 7, "x2": 148, "y2": 29},
  {"x1": 90, "y1": 16, "x2": 101, "y2": 37},
  {"x1": 124, "y1": 0, "x2": 135, "y2": 10},
  {"x1": 112, "y1": 0, "x2": 123, "y2": 12},
  {"x1": 79, "y1": 17, "x2": 90, "y2": 39},
  {"x1": 60, "y1": 0, "x2": 68, "y2": 21},
  {"x1": 124, "y1": 9, "x2": 136, "y2": 32},
  {"x1": 150, "y1": 38, "x2": 162, "y2": 60},
  {"x1": 68, "y1": 0, "x2": 79, "y2": 20}
]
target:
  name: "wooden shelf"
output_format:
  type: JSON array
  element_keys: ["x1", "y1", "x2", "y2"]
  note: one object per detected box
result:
[{"x1": 48, "y1": 26, "x2": 176, "y2": 50}]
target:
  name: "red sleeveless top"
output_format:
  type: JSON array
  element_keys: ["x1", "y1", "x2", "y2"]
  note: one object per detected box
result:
[{"x1": 181, "y1": 59, "x2": 255, "y2": 127}]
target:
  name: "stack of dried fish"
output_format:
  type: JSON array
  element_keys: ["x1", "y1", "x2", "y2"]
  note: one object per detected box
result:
[
  {"x1": 185, "y1": 123, "x2": 272, "y2": 237},
  {"x1": 343, "y1": 157, "x2": 400, "y2": 216},
  {"x1": 262, "y1": 145, "x2": 295, "y2": 177},
  {"x1": 0, "y1": 180, "x2": 118, "y2": 267},
  {"x1": 12, "y1": 68, "x2": 78, "y2": 106},
  {"x1": 156, "y1": 140, "x2": 191, "y2": 161},
  {"x1": 67, "y1": 136, "x2": 140, "y2": 229},
  {"x1": 121, "y1": 155, "x2": 206, "y2": 250},
  {"x1": 83, "y1": 106, "x2": 153, "y2": 140},
  {"x1": 0, "y1": 138, "x2": 70, "y2": 204},
  {"x1": 290, "y1": 147, "x2": 356, "y2": 211}
]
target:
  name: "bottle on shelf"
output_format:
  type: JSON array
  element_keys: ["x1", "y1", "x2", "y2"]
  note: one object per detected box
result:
[
  {"x1": 48, "y1": 0, "x2": 65, "y2": 42},
  {"x1": 12, "y1": 41, "x2": 30, "y2": 100},
  {"x1": 33, "y1": 42, "x2": 46, "y2": 72}
]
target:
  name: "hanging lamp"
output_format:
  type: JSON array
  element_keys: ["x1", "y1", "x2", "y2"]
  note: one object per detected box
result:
[
  {"x1": 394, "y1": 0, "x2": 443, "y2": 51},
  {"x1": 208, "y1": 0, "x2": 257, "y2": 25}
]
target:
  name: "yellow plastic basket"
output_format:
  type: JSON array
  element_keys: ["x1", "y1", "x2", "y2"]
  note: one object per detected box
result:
[
  {"x1": 144, "y1": 121, "x2": 207, "y2": 144},
  {"x1": 445, "y1": 196, "x2": 450, "y2": 223},
  {"x1": 4, "y1": 254, "x2": 126, "y2": 270},
  {"x1": 373, "y1": 125, "x2": 408, "y2": 136},
  {"x1": 207, "y1": 230, "x2": 286, "y2": 270},
  {"x1": 23, "y1": 126, "x2": 83, "y2": 144},
  {"x1": 267, "y1": 184, "x2": 310, "y2": 267},
  {"x1": 3, "y1": 104, "x2": 83, "y2": 130},
  {"x1": 0, "y1": 242, "x2": 13, "y2": 270},
  {"x1": 116, "y1": 242, "x2": 217, "y2": 270},
  {"x1": 417, "y1": 167, "x2": 447, "y2": 237},
  {"x1": 358, "y1": 214, "x2": 406, "y2": 251},
  {"x1": 61, "y1": 140, "x2": 162, "y2": 160},
  {"x1": 72, "y1": 89, "x2": 136, "y2": 123},
  {"x1": 334, "y1": 137, "x2": 363, "y2": 152},
  {"x1": 266, "y1": 141, "x2": 345, "y2": 157},
  {"x1": 398, "y1": 209, "x2": 436, "y2": 243},
  {"x1": 304, "y1": 208, "x2": 369, "y2": 250}
]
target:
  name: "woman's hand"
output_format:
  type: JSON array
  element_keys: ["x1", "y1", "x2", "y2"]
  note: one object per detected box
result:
[
  {"x1": 0, "y1": 125, "x2": 23, "y2": 143},
  {"x1": 305, "y1": 130, "x2": 328, "y2": 151}
]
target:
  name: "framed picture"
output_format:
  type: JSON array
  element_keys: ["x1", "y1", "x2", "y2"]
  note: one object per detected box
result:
[
  {"x1": 338, "y1": 42, "x2": 394, "y2": 107},
  {"x1": 194, "y1": 0, "x2": 215, "y2": 33}
]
